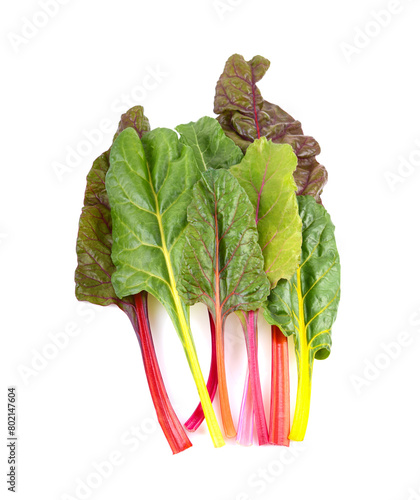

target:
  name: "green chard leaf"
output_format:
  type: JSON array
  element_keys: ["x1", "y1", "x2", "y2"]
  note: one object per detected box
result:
[
  {"x1": 75, "y1": 106, "x2": 150, "y2": 328},
  {"x1": 174, "y1": 116, "x2": 248, "y2": 438},
  {"x1": 105, "y1": 126, "x2": 224, "y2": 447},
  {"x1": 76, "y1": 108, "x2": 196, "y2": 455},
  {"x1": 177, "y1": 169, "x2": 270, "y2": 437},
  {"x1": 264, "y1": 195, "x2": 341, "y2": 440},
  {"x1": 176, "y1": 116, "x2": 243, "y2": 171},
  {"x1": 106, "y1": 127, "x2": 200, "y2": 318},
  {"x1": 230, "y1": 136, "x2": 302, "y2": 445},
  {"x1": 214, "y1": 54, "x2": 328, "y2": 203},
  {"x1": 230, "y1": 137, "x2": 302, "y2": 288}
]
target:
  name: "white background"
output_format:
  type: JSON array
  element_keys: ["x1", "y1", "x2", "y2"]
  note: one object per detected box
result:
[{"x1": 2, "y1": 1, "x2": 420, "y2": 499}]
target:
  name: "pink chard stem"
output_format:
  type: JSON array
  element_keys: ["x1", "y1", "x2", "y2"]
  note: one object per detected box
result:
[
  {"x1": 184, "y1": 310, "x2": 218, "y2": 431},
  {"x1": 236, "y1": 370, "x2": 254, "y2": 445},
  {"x1": 241, "y1": 310, "x2": 269, "y2": 445}
]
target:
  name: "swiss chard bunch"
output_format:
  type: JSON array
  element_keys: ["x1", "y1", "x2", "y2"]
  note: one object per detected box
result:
[
  {"x1": 213, "y1": 54, "x2": 340, "y2": 444},
  {"x1": 74, "y1": 53, "x2": 341, "y2": 453}
]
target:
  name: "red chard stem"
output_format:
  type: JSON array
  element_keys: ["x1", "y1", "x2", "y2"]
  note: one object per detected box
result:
[
  {"x1": 269, "y1": 325, "x2": 290, "y2": 446},
  {"x1": 134, "y1": 292, "x2": 192, "y2": 454}
]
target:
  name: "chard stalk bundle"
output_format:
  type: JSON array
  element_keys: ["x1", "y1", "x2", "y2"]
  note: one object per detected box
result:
[{"x1": 75, "y1": 54, "x2": 341, "y2": 453}]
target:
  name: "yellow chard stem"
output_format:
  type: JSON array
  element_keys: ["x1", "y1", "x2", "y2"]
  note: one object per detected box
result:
[
  {"x1": 156, "y1": 182, "x2": 224, "y2": 449},
  {"x1": 289, "y1": 348, "x2": 312, "y2": 441},
  {"x1": 173, "y1": 289, "x2": 225, "y2": 448},
  {"x1": 289, "y1": 266, "x2": 312, "y2": 442}
]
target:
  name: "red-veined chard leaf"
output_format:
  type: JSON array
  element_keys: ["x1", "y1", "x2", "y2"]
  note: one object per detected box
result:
[
  {"x1": 177, "y1": 169, "x2": 270, "y2": 437},
  {"x1": 114, "y1": 105, "x2": 151, "y2": 139},
  {"x1": 75, "y1": 106, "x2": 150, "y2": 328},
  {"x1": 214, "y1": 54, "x2": 328, "y2": 203},
  {"x1": 105, "y1": 127, "x2": 224, "y2": 448},
  {"x1": 264, "y1": 195, "x2": 341, "y2": 441},
  {"x1": 229, "y1": 137, "x2": 302, "y2": 445},
  {"x1": 175, "y1": 116, "x2": 244, "y2": 431}
]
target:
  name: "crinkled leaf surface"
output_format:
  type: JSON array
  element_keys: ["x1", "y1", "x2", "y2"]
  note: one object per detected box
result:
[
  {"x1": 114, "y1": 106, "x2": 151, "y2": 140},
  {"x1": 75, "y1": 106, "x2": 150, "y2": 328},
  {"x1": 177, "y1": 168, "x2": 269, "y2": 439},
  {"x1": 230, "y1": 137, "x2": 302, "y2": 288},
  {"x1": 263, "y1": 195, "x2": 340, "y2": 440},
  {"x1": 105, "y1": 126, "x2": 225, "y2": 446},
  {"x1": 214, "y1": 54, "x2": 327, "y2": 203},
  {"x1": 176, "y1": 116, "x2": 243, "y2": 172},
  {"x1": 178, "y1": 168, "x2": 270, "y2": 318},
  {"x1": 105, "y1": 127, "x2": 202, "y2": 341},
  {"x1": 264, "y1": 195, "x2": 341, "y2": 362}
]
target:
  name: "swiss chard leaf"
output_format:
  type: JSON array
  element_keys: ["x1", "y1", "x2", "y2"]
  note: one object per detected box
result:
[
  {"x1": 75, "y1": 204, "x2": 137, "y2": 325},
  {"x1": 75, "y1": 108, "x2": 194, "y2": 454},
  {"x1": 178, "y1": 168, "x2": 269, "y2": 316},
  {"x1": 75, "y1": 106, "x2": 150, "y2": 328},
  {"x1": 176, "y1": 116, "x2": 243, "y2": 171},
  {"x1": 114, "y1": 105, "x2": 151, "y2": 140},
  {"x1": 106, "y1": 127, "x2": 200, "y2": 319},
  {"x1": 264, "y1": 195, "x2": 341, "y2": 440},
  {"x1": 105, "y1": 126, "x2": 224, "y2": 447},
  {"x1": 177, "y1": 168, "x2": 269, "y2": 437},
  {"x1": 229, "y1": 137, "x2": 302, "y2": 445},
  {"x1": 214, "y1": 54, "x2": 328, "y2": 203},
  {"x1": 175, "y1": 116, "x2": 243, "y2": 435},
  {"x1": 230, "y1": 137, "x2": 302, "y2": 288}
]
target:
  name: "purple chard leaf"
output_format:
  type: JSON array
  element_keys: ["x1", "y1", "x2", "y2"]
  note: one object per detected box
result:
[{"x1": 214, "y1": 54, "x2": 328, "y2": 203}]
